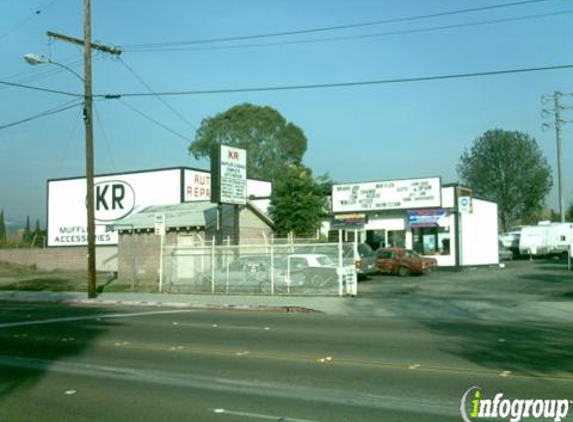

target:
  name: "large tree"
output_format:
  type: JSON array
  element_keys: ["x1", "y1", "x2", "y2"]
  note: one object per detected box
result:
[
  {"x1": 189, "y1": 103, "x2": 307, "y2": 183},
  {"x1": 269, "y1": 165, "x2": 331, "y2": 237},
  {"x1": 457, "y1": 129, "x2": 552, "y2": 231}
]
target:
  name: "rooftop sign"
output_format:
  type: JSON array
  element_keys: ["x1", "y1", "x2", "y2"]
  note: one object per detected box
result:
[{"x1": 332, "y1": 177, "x2": 442, "y2": 213}]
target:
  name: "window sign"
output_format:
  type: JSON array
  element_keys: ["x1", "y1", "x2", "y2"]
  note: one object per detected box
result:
[{"x1": 407, "y1": 210, "x2": 448, "y2": 227}]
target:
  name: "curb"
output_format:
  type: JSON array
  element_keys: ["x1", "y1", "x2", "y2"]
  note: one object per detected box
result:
[{"x1": 0, "y1": 295, "x2": 321, "y2": 314}]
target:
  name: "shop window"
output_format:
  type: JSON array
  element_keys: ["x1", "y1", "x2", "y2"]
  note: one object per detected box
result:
[
  {"x1": 387, "y1": 230, "x2": 405, "y2": 248},
  {"x1": 413, "y1": 227, "x2": 451, "y2": 255},
  {"x1": 366, "y1": 230, "x2": 385, "y2": 250}
]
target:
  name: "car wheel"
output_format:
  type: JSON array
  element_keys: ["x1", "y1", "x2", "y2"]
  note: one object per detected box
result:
[
  {"x1": 397, "y1": 266, "x2": 411, "y2": 277},
  {"x1": 308, "y1": 274, "x2": 326, "y2": 288}
]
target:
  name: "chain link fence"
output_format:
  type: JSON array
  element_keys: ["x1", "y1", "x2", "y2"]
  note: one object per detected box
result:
[{"x1": 161, "y1": 239, "x2": 358, "y2": 296}]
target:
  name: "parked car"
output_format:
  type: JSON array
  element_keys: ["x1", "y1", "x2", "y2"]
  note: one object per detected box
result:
[
  {"x1": 279, "y1": 253, "x2": 350, "y2": 288},
  {"x1": 375, "y1": 247, "x2": 437, "y2": 276},
  {"x1": 193, "y1": 255, "x2": 291, "y2": 293},
  {"x1": 498, "y1": 242, "x2": 514, "y2": 261},
  {"x1": 311, "y1": 243, "x2": 378, "y2": 280},
  {"x1": 346, "y1": 243, "x2": 378, "y2": 280}
]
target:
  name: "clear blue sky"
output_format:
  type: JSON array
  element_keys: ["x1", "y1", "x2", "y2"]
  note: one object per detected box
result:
[{"x1": 1, "y1": 0, "x2": 572, "y2": 228}]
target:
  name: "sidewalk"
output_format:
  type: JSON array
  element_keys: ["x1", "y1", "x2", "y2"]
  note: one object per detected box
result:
[
  {"x1": 0, "y1": 286, "x2": 570, "y2": 322},
  {"x1": 0, "y1": 290, "x2": 356, "y2": 315}
]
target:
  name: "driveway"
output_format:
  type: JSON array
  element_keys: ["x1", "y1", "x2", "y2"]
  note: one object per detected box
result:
[{"x1": 348, "y1": 259, "x2": 573, "y2": 322}]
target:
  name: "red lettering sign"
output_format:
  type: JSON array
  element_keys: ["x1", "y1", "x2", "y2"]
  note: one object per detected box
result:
[
  {"x1": 186, "y1": 186, "x2": 210, "y2": 199},
  {"x1": 228, "y1": 151, "x2": 239, "y2": 160}
]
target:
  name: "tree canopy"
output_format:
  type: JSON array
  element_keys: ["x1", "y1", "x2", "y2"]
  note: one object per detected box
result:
[
  {"x1": 0, "y1": 209, "x2": 6, "y2": 246},
  {"x1": 268, "y1": 165, "x2": 331, "y2": 237},
  {"x1": 189, "y1": 103, "x2": 307, "y2": 183},
  {"x1": 457, "y1": 129, "x2": 552, "y2": 231}
]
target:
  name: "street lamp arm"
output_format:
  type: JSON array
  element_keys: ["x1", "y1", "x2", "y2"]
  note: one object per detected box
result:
[{"x1": 23, "y1": 53, "x2": 84, "y2": 83}]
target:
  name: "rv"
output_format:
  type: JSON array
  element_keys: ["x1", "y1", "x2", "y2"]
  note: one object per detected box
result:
[{"x1": 518, "y1": 222, "x2": 573, "y2": 257}]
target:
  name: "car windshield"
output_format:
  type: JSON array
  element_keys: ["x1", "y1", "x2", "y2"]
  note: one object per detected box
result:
[
  {"x1": 406, "y1": 250, "x2": 422, "y2": 258},
  {"x1": 377, "y1": 250, "x2": 394, "y2": 259},
  {"x1": 357, "y1": 243, "x2": 374, "y2": 257},
  {"x1": 317, "y1": 256, "x2": 335, "y2": 266}
]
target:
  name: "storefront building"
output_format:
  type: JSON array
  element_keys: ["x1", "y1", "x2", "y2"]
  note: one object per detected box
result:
[
  {"x1": 46, "y1": 166, "x2": 271, "y2": 271},
  {"x1": 330, "y1": 177, "x2": 499, "y2": 268}
]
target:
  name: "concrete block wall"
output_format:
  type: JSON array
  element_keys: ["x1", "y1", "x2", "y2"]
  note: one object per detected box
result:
[
  {"x1": 0, "y1": 247, "x2": 87, "y2": 271},
  {"x1": 0, "y1": 246, "x2": 118, "y2": 272}
]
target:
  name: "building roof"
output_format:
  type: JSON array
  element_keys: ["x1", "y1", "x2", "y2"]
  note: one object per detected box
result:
[
  {"x1": 111, "y1": 200, "x2": 273, "y2": 232},
  {"x1": 111, "y1": 202, "x2": 215, "y2": 231}
]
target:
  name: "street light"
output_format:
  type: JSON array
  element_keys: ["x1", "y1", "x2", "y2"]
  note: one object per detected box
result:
[
  {"x1": 24, "y1": 52, "x2": 97, "y2": 299},
  {"x1": 24, "y1": 54, "x2": 85, "y2": 83}
]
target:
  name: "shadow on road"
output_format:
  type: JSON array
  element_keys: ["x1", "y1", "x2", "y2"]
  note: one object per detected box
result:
[
  {"x1": 424, "y1": 320, "x2": 573, "y2": 376},
  {"x1": 0, "y1": 300, "x2": 118, "y2": 399},
  {"x1": 349, "y1": 260, "x2": 573, "y2": 376}
]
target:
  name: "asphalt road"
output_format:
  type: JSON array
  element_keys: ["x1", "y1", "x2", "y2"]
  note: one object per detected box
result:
[{"x1": 1, "y1": 302, "x2": 572, "y2": 422}]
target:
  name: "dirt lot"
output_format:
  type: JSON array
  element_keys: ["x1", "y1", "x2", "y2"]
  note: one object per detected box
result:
[{"x1": 0, "y1": 261, "x2": 122, "y2": 292}]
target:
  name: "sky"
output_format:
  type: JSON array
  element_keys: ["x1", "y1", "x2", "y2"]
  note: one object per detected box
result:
[{"x1": 1, "y1": 0, "x2": 572, "y2": 229}]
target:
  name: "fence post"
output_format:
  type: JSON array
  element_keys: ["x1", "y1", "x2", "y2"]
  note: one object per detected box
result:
[
  {"x1": 338, "y1": 229, "x2": 343, "y2": 297},
  {"x1": 211, "y1": 236, "x2": 215, "y2": 294},
  {"x1": 270, "y1": 235, "x2": 275, "y2": 296},
  {"x1": 158, "y1": 231, "x2": 165, "y2": 293}
]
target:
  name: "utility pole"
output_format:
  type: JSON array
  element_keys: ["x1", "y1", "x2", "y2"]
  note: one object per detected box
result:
[
  {"x1": 48, "y1": 1, "x2": 121, "y2": 298},
  {"x1": 84, "y1": 0, "x2": 96, "y2": 299},
  {"x1": 542, "y1": 91, "x2": 573, "y2": 223}
]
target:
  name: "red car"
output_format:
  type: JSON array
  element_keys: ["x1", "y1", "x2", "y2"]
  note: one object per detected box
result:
[{"x1": 375, "y1": 247, "x2": 437, "y2": 276}]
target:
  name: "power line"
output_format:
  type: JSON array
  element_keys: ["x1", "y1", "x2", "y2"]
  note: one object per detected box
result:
[
  {"x1": 0, "y1": 0, "x2": 62, "y2": 42},
  {"x1": 118, "y1": 58, "x2": 197, "y2": 131},
  {"x1": 93, "y1": 102, "x2": 118, "y2": 172},
  {"x1": 0, "y1": 100, "x2": 82, "y2": 131},
  {"x1": 52, "y1": 106, "x2": 83, "y2": 178},
  {"x1": 117, "y1": 99, "x2": 190, "y2": 142},
  {"x1": 122, "y1": 0, "x2": 558, "y2": 50},
  {"x1": 124, "y1": 9, "x2": 573, "y2": 53},
  {"x1": 0, "y1": 80, "x2": 81, "y2": 97},
  {"x1": 102, "y1": 63, "x2": 573, "y2": 98},
  {"x1": 0, "y1": 56, "x2": 87, "y2": 93}
]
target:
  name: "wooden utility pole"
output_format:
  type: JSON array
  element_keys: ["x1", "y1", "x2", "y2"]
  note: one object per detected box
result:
[
  {"x1": 84, "y1": 0, "x2": 96, "y2": 298},
  {"x1": 48, "y1": 1, "x2": 120, "y2": 298}
]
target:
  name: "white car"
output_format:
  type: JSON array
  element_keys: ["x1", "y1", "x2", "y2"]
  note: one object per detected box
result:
[{"x1": 280, "y1": 254, "x2": 356, "y2": 291}]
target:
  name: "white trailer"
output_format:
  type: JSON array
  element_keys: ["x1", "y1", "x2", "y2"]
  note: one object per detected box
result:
[{"x1": 519, "y1": 223, "x2": 573, "y2": 257}]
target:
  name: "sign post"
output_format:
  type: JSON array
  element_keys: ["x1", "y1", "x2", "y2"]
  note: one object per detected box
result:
[{"x1": 211, "y1": 145, "x2": 247, "y2": 246}]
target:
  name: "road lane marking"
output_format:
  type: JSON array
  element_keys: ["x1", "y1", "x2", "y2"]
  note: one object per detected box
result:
[
  {"x1": 211, "y1": 408, "x2": 344, "y2": 422},
  {"x1": 0, "y1": 354, "x2": 461, "y2": 417},
  {"x1": 178, "y1": 322, "x2": 274, "y2": 331},
  {"x1": 0, "y1": 309, "x2": 197, "y2": 329},
  {"x1": 4, "y1": 331, "x2": 573, "y2": 382}
]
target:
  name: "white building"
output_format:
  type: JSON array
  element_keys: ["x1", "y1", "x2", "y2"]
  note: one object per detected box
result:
[{"x1": 330, "y1": 177, "x2": 499, "y2": 268}]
